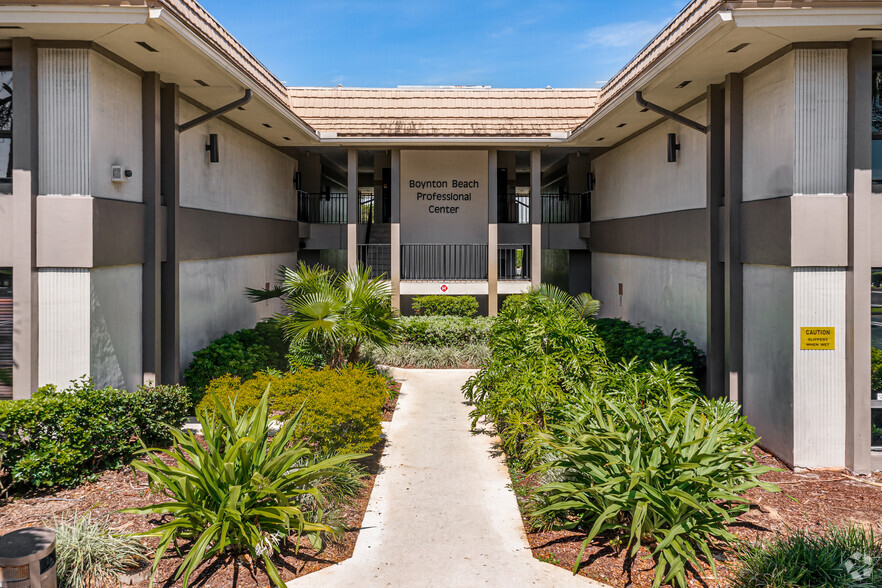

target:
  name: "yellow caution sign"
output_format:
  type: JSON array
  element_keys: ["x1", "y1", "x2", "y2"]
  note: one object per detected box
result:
[{"x1": 800, "y1": 327, "x2": 835, "y2": 350}]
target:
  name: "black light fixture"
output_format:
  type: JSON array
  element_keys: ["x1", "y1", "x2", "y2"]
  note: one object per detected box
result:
[
  {"x1": 667, "y1": 133, "x2": 680, "y2": 163},
  {"x1": 205, "y1": 133, "x2": 219, "y2": 163}
]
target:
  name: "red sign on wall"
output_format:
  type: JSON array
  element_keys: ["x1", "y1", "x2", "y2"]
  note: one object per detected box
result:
[{"x1": 440, "y1": 284, "x2": 448, "y2": 292}]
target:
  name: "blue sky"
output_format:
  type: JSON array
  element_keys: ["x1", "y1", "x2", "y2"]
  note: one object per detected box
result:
[{"x1": 201, "y1": 0, "x2": 688, "y2": 89}]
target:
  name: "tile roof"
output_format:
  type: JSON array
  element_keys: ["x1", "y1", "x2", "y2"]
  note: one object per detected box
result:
[{"x1": 288, "y1": 88, "x2": 599, "y2": 138}]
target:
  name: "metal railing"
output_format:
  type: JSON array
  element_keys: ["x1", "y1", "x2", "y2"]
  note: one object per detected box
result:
[
  {"x1": 297, "y1": 191, "x2": 347, "y2": 224},
  {"x1": 498, "y1": 193, "x2": 530, "y2": 224},
  {"x1": 541, "y1": 192, "x2": 591, "y2": 223},
  {"x1": 359, "y1": 193, "x2": 374, "y2": 224},
  {"x1": 358, "y1": 244, "x2": 391, "y2": 279},
  {"x1": 401, "y1": 244, "x2": 488, "y2": 280},
  {"x1": 498, "y1": 244, "x2": 531, "y2": 280}
]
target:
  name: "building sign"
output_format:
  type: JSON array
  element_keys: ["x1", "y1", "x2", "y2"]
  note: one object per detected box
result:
[
  {"x1": 800, "y1": 327, "x2": 835, "y2": 350},
  {"x1": 399, "y1": 150, "x2": 488, "y2": 245}
]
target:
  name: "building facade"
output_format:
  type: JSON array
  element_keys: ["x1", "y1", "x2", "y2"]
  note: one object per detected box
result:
[{"x1": 0, "y1": 0, "x2": 881, "y2": 472}]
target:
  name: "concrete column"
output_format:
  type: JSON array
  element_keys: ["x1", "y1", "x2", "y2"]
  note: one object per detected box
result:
[
  {"x1": 846, "y1": 38, "x2": 873, "y2": 473},
  {"x1": 488, "y1": 149, "x2": 498, "y2": 315},
  {"x1": 347, "y1": 148, "x2": 357, "y2": 269},
  {"x1": 724, "y1": 73, "x2": 744, "y2": 405},
  {"x1": 141, "y1": 72, "x2": 161, "y2": 385},
  {"x1": 160, "y1": 83, "x2": 180, "y2": 384},
  {"x1": 530, "y1": 149, "x2": 541, "y2": 289},
  {"x1": 374, "y1": 150, "x2": 390, "y2": 225},
  {"x1": 705, "y1": 84, "x2": 726, "y2": 399},
  {"x1": 10, "y1": 38, "x2": 38, "y2": 399},
  {"x1": 390, "y1": 149, "x2": 401, "y2": 310}
]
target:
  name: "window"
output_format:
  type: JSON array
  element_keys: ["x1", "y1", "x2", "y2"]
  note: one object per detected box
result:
[
  {"x1": 874, "y1": 54, "x2": 882, "y2": 189},
  {"x1": 0, "y1": 49, "x2": 10, "y2": 194},
  {"x1": 0, "y1": 268, "x2": 10, "y2": 399}
]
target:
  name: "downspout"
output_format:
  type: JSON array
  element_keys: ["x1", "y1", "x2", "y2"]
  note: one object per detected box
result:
[
  {"x1": 179, "y1": 89, "x2": 252, "y2": 132},
  {"x1": 635, "y1": 91, "x2": 707, "y2": 134}
]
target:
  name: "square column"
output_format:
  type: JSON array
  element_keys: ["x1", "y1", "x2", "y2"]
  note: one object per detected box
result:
[
  {"x1": 347, "y1": 148, "x2": 357, "y2": 268},
  {"x1": 390, "y1": 149, "x2": 401, "y2": 311},
  {"x1": 488, "y1": 149, "x2": 498, "y2": 315},
  {"x1": 530, "y1": 149, "x2": 541, "y2": 289}
]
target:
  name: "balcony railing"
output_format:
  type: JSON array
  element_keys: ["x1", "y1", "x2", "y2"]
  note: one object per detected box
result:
[
  {"x1": 498, "y1": 244, "x2": 531, "y2": 280},
  {"x1": 498, "y1": 193, "x2": 530, "y2": 224},
  {"x1": 297, "y1": 192, "x2": 347, "y2": 224},
  {"x1": 401, "y1": 244, "x2": 488, "y2": 280},
  {"x1": 358, "y1": 244, "x2": 391, "y2": 279},
  {"x1": 541, "y1": 192, "x2": 591, "y2": 223}
]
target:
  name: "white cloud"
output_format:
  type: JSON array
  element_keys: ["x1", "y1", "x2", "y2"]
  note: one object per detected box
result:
[{"x1": 579, "y1": 19, "x2": 669, "y2": 50}]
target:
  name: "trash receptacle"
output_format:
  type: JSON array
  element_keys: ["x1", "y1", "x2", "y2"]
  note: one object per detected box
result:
[{"x1": 0, "y1": 527, "x2": 57, "y2": 587}]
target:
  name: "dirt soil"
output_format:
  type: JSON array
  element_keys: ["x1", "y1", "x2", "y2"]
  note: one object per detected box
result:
[
  {"x1": 0, "y1": 378, "x2": 402, "y2": 588},
  {"x1": 521, "y1": 447, "x2": 882, "y2": 588}
]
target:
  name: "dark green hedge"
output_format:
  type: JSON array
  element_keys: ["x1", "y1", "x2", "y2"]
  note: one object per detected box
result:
[
  {"x1": 873, "y1": 347, "x2": 882, "y2": 393},
  {"x1": 183, "y1": 320, "x2": 288, "y2": 406},
  {"x1": 398, "y1": 316, "x2": 493, "y2": 347},
  {"x1": 0, "y1": 380, "x2": 189, "y2": 490},
  {"x1": 412, "y1": 295, "x2": 478, "y2": 317},
  {"x1": 594, "y1": 318, "x2": 705, "y2": 374}
]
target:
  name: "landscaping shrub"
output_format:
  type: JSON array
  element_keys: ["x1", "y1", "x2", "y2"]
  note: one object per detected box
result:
[
  {"x1": 398, "y1": 315, "x2": 493, "y2": 347},
  {"x1": 873, "y1": 347, "x2": 882, "y2": 393},
  {"x1": 873, "y1": 271, "x2": 882, "y2": 288},
  {"x1": 594, "y1": 317, "x2": 705, "y2": 375},
  {"x1": 127, "y1": 388, "x2": 366, "y2": 588},
  {"x1": 0, "y1": 380, "x2": 189, "y2": 489},
  {"x1": 731, "y1": 523, "x2": 882, "y2": 588},
  {"x1": 363, "y1": 342, "x2": 490, "y2": 368},
  {"x1": 199, "y1": 365, "x2": 388, "y2": 454},
  {"x1": 54, "y1": 512, "x2": 148, "y2": 588},
  {"x1": 531, "y1": 397, "x2": 777, "y2": 588},
  {"x1": 183, "y1": 320, "x2": 289, "y2": 406},
  {"x1": 412, "y1": 295, "x2": 478, "y2": 317}
]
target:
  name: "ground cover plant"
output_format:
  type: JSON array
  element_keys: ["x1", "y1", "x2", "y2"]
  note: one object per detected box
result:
[
  {"x1": 54, "y1": 511, "x2": 148, "y2": 588},
  {"x1": 0, "y1": 379, "x2": 188, "y2": 490},
  {"x1": 731, "y1": 523, "x2": 882, "y2": 588},
  {"x1": 464, "y1": 284, "x2": 778, "y2": 587},
  {"x1": 198, "y1": 364, "x2": 389, "y2": 454},
  {"x1": 362, "y1": 315, "x2": 493, "y2": 368},
  {"x1": 594, "y1": 317, "x2": 705, "y2": 375},
  {"x1": 127, "y1": 387, "x2": 367, "y2": 588},
  {"x1": 183, "y1": 320, "x2": 289, "y2": 406},
  {"x1": 411, "y1": 294, "x2": 478, "y2": 317}
]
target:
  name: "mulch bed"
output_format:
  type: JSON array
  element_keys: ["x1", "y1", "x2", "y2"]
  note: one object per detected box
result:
[
  {"x1": 0, "y1": 378, "x2": 403, "y2": 587},
  {"x1": 519, "y1": 447, "x2": 882, "y2": 587}
]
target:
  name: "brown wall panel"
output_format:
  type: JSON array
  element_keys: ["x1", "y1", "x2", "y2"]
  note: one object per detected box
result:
[
  {"x1": 590, "y1": 208, "x2": 707, "y2": 261},
  {"x1": 179, "y1": 207, "x2": 298, "y2": 261}
]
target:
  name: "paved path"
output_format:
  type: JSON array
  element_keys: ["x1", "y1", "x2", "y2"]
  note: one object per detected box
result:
[{"x1": 288, "y1": 368, "x2": 605, "y2": 588}]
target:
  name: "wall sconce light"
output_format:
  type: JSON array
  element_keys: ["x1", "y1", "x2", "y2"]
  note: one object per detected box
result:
[
  {"x1": 205, "y1": 133, "x2": 219, "y2": 163},
  {"x1": 667, "y1": 133, "x2": 680, "y2": 163}
]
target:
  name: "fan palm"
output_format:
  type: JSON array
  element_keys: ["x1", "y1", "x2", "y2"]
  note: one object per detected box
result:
[{"x1": 277, "y1": 263, "x2": 397, "y2": 367}]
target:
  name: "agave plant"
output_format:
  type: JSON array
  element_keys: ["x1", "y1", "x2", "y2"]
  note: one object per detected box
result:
[
  {"x1": 124, "y1": 386, "x2": 367, "y2": 588},
  {"x1": 273, "y1": 262, "x2": 398, "y2": 368}
]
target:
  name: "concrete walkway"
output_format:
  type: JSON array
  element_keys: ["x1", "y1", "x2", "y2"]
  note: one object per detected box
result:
[{"x1": 288, "y1": 368, "x2": 605, "y2": 588}]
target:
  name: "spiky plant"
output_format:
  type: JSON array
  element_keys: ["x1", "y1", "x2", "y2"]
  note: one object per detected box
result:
[{"x1": 54, "y1": 512, "x2": 148, "y2": 588}]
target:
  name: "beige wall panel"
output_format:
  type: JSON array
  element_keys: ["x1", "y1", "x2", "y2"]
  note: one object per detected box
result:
[
  {"x1": 89, "y1": 52, "x2": 142, "y2": 203},
  {"x1": 591, "y1": 102, "x2": 706, "y2": 222},
  {"x1": 90, "y1": 264, "x2": 142, "y2": 391},
  {"x1": 592, "y1": 252, "x2": 707, "y2": 351},
  {"x1": 38, "y1": 268, "x2": 90, "y2": 389},
  {"x1": 179, "y1": 101, "x2": 296, "y2": 220},
  {"x1": 742, "y1": 264, "x2": 794, "y2": 465},
  {"x1": 743, "y1": 52, "x2": 795, "y2": 202},
  {"x1": 790, "y1": 195, "x2": 848, "y2": 267},
  {"x1": 872, "y1": 195, "x2": 882, "y2": 267},
  {"x1": 36, "y1": 195, "x2": 93, "y2": 267},
  {"x1": 179, "y1": 252, "x2": 296, "y2": 371}
]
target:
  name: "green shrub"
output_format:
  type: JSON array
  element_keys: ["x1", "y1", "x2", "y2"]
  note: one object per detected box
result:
[
  {"x1": 199, "y1": 365, "x2": 388, "y2": 454},
  {"x1": 54, "y1": 512, "x2": 148, "y2": 588},
  {"x1": 0, "y1": 380, "x2": 189, "y2": 490},
  {"x1": 183, "y1": 320, "x2": 289, "y2": 406},
  {"x1": 126, "y1": 387, "x2": 366, "y2": 588},
  {"x1": 594, "y1": 318, "x2": 705, "y2": 374},
  {"x1": 398, "y1": 316, "x2": 493, "y2": 347},
  {"x1": 873, "y1": 347, "x2": 882, "y2": 393},
  {"x1": 531, "y1": 397, "x2": 777, "y2": 588},
  {"x1": 873, "y1": 271, "x2": 882, "y2": 288},
  {"x1": 412, "y1": 295, "x2": 478, "y2": 317},
  {"x1": 731, "y1": 523, "x2": 882, "y2": 588},
  {"x1": 363, "y1": 342, "x2": 490, "y2": 368}
]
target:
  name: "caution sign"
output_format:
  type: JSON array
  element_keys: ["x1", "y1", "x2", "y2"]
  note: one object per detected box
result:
[{"x1": 800, "y1": 327, "x2": 835, "y2": 350}]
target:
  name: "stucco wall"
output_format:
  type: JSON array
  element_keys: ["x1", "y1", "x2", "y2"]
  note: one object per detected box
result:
[
  {"x1": 743, "y1": 53, "x2": 795, "y2": 202},
  {"x1": 90, "y1": 264, "x2": 142, "y2": 391},
  {"x1": 179, "y1": 252, "x2": 296, "y2": 370},
  {"x1": 742, "y1": 264, "x2": 794, "y2": 465},
  {"x1": 179, "y1": 100, "x2": 296, "y2": 219},
  {"x1": 592, "y1": 252, "x2": 707, "y2": 351},
  {"x1": 590, "y1": 101, "x2": 707, "y2": 221},
  {"x1": 89, "y1": 52, "x2": 142, "y2": 203}
]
